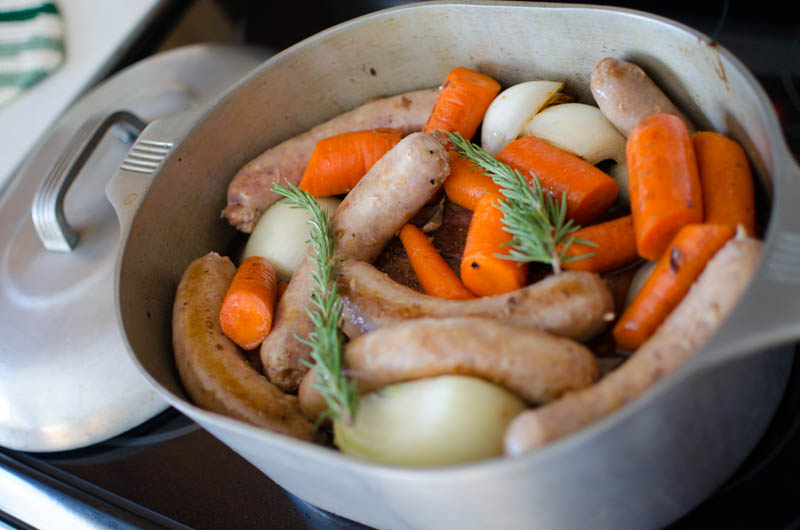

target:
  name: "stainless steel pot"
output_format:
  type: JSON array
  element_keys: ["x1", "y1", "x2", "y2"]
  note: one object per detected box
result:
[{"x1": 106, "y1": 3, "x2": 800, "y2": 529}]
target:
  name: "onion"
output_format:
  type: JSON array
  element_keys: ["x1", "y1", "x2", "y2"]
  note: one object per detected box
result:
[
  {"x1": 522, "y1": 103, "x2": 628, "y2": 201},
  {"x1": 242, "y1": 197, "x2": 341, "y2": 281},
  {"x1": 521, "y1": 103, "x2": 626, "y2": 164},
  {"x1": 333, "y1": 375, "x2": 526, "y2": 467},
  {"x1": 480, "y1": 80, "x2": 564, "y2": 156}
]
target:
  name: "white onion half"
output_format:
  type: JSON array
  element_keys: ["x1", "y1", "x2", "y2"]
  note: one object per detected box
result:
[
  {"x1": 242, "y1": 196, "x2": 341, "y2": 281},
  {"x1": 480, "y1": 80, "x2": 564, "y2": 156},
  {"x1": 334, "y1": 375, "x2": 526, "y2": 467},
  {"x1": 521, "y1": 103, "x2": 627, "y2": 165}
]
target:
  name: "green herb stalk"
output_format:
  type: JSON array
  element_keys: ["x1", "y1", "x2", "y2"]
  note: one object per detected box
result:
[
  {"x1": 446, "y1": 132, "x2": 596, "y2": 273},
  {"x1": 271, "y1": 181, "x2": 358, "y2": 425}
]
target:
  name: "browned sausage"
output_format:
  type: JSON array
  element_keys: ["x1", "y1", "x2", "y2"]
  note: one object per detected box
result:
[
  {"x1": 590, "y1": 57, "x2": 695, "y2": 137},
  {"x1": 338, "y1": 260, "x2": 615, "y2": 342},
  {"x1": 299, "y1": 317, "x2": 599, "y2": 420},
  {"x1": 261, "y1": 132, "x2": 450, "y2": 391},
  {"x1": 171, "y1": 252, "x2": 320, "y2": 441},
  {"x1": 222, "y1": 88, "x2": 439, "y2": 233},
  {"x1": 504, "y1": 234, "x2": 761, "y2": 455}
]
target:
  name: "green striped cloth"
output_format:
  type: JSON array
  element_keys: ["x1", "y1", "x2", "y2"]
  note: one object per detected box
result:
[{"x1": 0, "y1": 0, "x2": 64, "y2": 108}]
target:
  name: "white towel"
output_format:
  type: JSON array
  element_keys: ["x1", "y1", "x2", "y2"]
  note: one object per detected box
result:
[{"x1": 0, "y1": 0, "x2": 64, "y2": 108}]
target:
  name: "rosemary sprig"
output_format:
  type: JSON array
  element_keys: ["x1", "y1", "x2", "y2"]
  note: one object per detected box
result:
[
  {"x1": 446, "y1": 132, "x2": 596, "y2": 274},
  {"x1": 271, "y1": 181, "x2": 358, "y2": 425}
]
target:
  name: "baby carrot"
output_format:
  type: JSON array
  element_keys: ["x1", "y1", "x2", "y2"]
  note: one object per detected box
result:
[
  {"x1": 443, "y1": 151, "x2": 502, "y2": 210},
  {"x1": 219, "y1": 256, "x2": 278, "y2": 350},
  {"x1": 399, "y1": 224, "x2": 474, "y2": 300},
  {"x1": 298, "y1": 128, "x2": 402, "y2": 197},
  {"x1": 460, "y1": 193, "x2": 528, "y2": 296},
  {"x1": 423, "y1": 66, "x2": 501, "y2": 143},
  {"x1": 627, "y1": 113, "x2": 703, "y2": 261},
  {"x1": 693, "y1": 131, "x2": 756, "y2": 235},
  {"x1": 613, "y1": 223, "x2": 735, "y2": 351},
  {"x1": 561, "y1": 215, "x2": 639, "y2": 274},
  {"x1": 495, "y1": 136, "x2": 618, "y2": 225}
]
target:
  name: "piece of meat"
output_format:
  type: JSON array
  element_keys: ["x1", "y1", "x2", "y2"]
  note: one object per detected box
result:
[
  {"x1": 338, "y1": 260, "x2": 615, "y2": 342},
  {"x1": 504, "y1": 233, "x2": 762, "y2": 455},
  {"x1": 373, "y1": 199, "x2": 473, "y2": 290},
  {"x1": 222, "y1": 88, "x2": 439, "y2": 233},
  {"x1": 298, "y1": 317, "x2": 599, "y2": 421},
  {"x1": 171, "y1": 252, "x2": 320, "y2": 441},
  {"x1": 260, "y1": 132, "x2": 450, "y2": 391},
  {"x1": 590, "y1": 57, "x2": 695, "y2": 137}
]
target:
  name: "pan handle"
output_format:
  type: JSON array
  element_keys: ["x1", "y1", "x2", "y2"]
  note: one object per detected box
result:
[
  {"x1": 690, "y1": 151, "x2": 800, "y2": 369},
  {"x1": 105, "y1": 106, "x2": 201, "y2": 243}
]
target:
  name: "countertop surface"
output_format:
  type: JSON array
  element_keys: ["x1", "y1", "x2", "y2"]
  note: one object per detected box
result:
[{"x1": 0, "y1": 0, "x2": 166, "y2": 193}]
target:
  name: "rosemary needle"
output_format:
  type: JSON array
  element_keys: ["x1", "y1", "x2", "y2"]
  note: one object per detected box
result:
[
  {"x1": 446, "y1": 131, "x2": 596, "y2": 274},
  {"x1": 271, "y1": 181, "x2": 358, "y2": 425}
]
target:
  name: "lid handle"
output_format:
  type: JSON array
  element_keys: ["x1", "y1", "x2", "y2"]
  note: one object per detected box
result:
[{"x1": 32, "y1": 111, "x2": 147, "y2": 252}]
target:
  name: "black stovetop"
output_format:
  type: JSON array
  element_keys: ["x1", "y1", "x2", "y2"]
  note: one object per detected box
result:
[{"x1": 2, "y1": 2, "x2": 799, "y2": 529}]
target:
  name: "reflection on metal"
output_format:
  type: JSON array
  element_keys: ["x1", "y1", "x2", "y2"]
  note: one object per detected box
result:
[
  {"x1": 0, "y1": 463, "x2": 113, "y2": 529},
  {"x1": 31, "y1": 111, "x2": 147, "y2": 253}
]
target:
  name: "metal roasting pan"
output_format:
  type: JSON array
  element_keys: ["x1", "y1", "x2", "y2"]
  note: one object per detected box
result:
[{"x1": 102, "y1": 3, "x2": 800, "y2": 529}]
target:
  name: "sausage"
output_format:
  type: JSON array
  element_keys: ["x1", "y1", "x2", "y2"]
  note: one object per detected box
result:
[
  {"x1": 504, "y1": 233, "x2": 762, "y2": 455},
  {"x1": 338, "y1": 260, "x2": 615, "y2": 342},
  {"x1": 261, "y1": 132, "x2": 450, "y2": 391},
  {"x1": 590, "y1": 57, "x2": 695, "y2": 137},
  {"x1": 298, "y1": 317, "x2": 599, "y2": 420},
  {"x1": 171, "y1": 252, "x2": 320, "y2": 441},
  {"x1": 222, "y1": 88, "x2": 439, "y2": 233}
]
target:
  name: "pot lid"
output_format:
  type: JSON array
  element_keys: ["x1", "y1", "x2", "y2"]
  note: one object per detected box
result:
[{"x1": 0, "y1": 44, "x2": 270, "y2": 452}]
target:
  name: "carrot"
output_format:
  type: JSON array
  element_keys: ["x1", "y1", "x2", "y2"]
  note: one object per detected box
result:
[
  {"x1": 460, "y1": 193, "x2": 528, "y2": 296},
  {"x1": 399, "y1": 224, "x2": 474, "y2": 300},
  {"x1": 613, "y1": 223, "x2": 735, "y2": 351},
  {"x1": 495, "y1": 136, "x2": 618, "y2": 225},
  {"x1": 561, "y1": 215, "x2": 639, "y2": 273},
  {"x1": 298, "y1": 128, "x2": 403, "y2": 196},
  {"x1": 693, "y1": 131, "x2": 756, "y2": 235},
  {"x1": 219, "y1": 256, "x2": 278, "y2": 350},
  {"x1": 443, "y1": 151, "x2": 502, "y2": 210},
  {"x1": 423, "y1": 66, "x2": 501, "y2": 143},
  {"x1": 627, "y1": 113, "x2": 703, "y2": 261}
]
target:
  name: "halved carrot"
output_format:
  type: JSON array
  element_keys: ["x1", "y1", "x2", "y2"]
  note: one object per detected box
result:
[
  {"x1": 495, "y1": 136, "x2": 618, "y2": 225},
  {"x1": 460, "y1": 193, "x2": 528, "y2": 296},
  {"x1": 443, "y1": 151, "x2": 502, "y2": 210},
  {"x1": 627, "y1": 113, "x2": 703, "y2": 260},
  {"x1": 399, "y1": 224, "x2": 474, "y2": 300},
  {"x1": 693, "y1": 131, "x2": 756, "y2": 235},
  {"x1": 423, "y1": 66, "x2": 501, "y2": 143},
  {"x1": 561, "y1": 215, "x2": 639, "y2": 274},
  {"x1": 613, "y1": 223, "x2": 735, "y2": 351},
  {"x1": 219, "y1": 256, "x2": 278, "y2": 350},
  {"x1": 298, "y1": 128, "x2": 403, "y2": 197}
]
